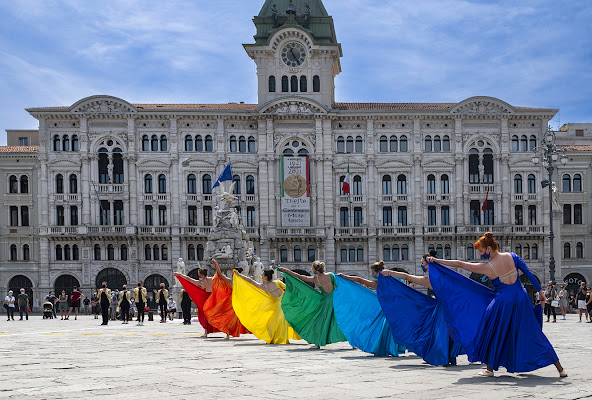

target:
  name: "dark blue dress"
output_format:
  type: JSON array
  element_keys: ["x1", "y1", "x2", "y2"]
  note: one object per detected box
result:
[
  {"x1": 377, "y1": 274, "x2": 463, "y2": 366},
  {"x1": 428, "y1": 254, "x2": 559, "y2": 373}
]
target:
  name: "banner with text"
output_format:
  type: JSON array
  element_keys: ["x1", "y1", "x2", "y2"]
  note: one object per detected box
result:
[{"x1": 280, "y1": 156, "x2": 310, "y2": 227}]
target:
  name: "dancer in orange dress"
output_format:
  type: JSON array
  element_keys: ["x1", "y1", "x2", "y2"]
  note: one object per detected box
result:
[
  {"x1": 203, "y1": 259, "x2": 249, "y2": 339},
  {"x1": 174, "y1": 267, "x2": 219, "y2": 337}
]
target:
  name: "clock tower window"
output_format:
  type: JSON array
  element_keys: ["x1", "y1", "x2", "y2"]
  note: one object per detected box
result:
[
  {"x1": 313, "y1": 75, "x2": 320, "y2": 92},
  {"x1": 300, "y1": 76, "x2": 307, "y2": 92},
  {"x1": 282, "y1": 76, "x2": 289, "y2": 92},
  {"x1": 290, "y1": 76, "x2": 298, "y2": 92},
  {"x1": 269, "y1": 76, "x2": 276, "y2": 93}
]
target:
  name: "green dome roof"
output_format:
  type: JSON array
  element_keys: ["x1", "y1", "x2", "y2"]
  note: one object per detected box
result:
[{"x1": 258, "y1": 0, "x2": 329, "y2": 18}]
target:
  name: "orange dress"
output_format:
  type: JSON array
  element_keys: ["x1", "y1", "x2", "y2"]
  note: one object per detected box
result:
[
  {"x1": 174, "y1": 274, "x2": 219, "y2": 334},
  {"x1": 203, "y1": 273, "x2": 249, "y2": 337}
]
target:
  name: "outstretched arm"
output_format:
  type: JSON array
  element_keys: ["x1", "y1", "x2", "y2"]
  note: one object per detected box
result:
[
  {"x1": 513, "y1": 255, "x2": 545, "y2": 302},
  {"x1": 174, "y1": 272, "x2": 205, "y2": 289},
  {"x1": 278, "y1": 267, "x2": 316, "y2": 284},
  {"x1": 427, "y1": 257, "x2": 492, "y2": 276},
  {"x1": 337, "y1": 273, "x2": 377, "y2": 290},
  {"x1": 234, "y1": 270, "x2": 263, "y2": 289},
  {"x1": 212, "y1": 259, "x2": 232, "y2": 285},
  {"x1": 381, "y1": 270, "x2": 432, "y2": 290}
]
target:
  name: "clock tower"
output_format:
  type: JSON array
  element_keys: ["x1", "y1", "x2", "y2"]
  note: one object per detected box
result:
[{"x1": 244, "y1": 0, "x2": 342, "y2": 109}]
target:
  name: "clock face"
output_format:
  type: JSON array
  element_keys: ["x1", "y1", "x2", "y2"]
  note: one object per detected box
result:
[{"x1": 281, "y1": 42, "x2": 306, "y2": 68}]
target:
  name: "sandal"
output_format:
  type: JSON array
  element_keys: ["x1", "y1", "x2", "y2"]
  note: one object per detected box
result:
[
  {"x1": 559, "y1": 369, "x2": 568, "y2": 378},
  {"x1": 477, "y1": 370, "x2": 494, "y2": 377}
]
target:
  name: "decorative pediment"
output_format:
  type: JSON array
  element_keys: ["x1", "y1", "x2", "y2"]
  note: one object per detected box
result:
[
  {"x1": 422, "y1": 158, "x2": 455, "y2": 168},
  {"x1": 259, "y1": 97, "x2": 328, "y2": 115},
  {"x1": 450, "y1": 96, "x2": 515, "y2": 115},
  {"x1": 70, "y1": 95, "x2": 137, "y2": 115},
  {"x1": 136, "y1": 159, "x2": 171, "y2": 168},
  {"x1": 334, "y1": 160, "x2": 367, "y2": 170},
  {"x1": 47, "y1": 159, "x2": 82, "y2": 168},
  {"x1": 375, "y1": 159, "x2": 413, "y2": 169}
]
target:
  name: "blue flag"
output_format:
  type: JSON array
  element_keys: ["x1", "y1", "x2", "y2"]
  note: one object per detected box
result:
[{"x1": 212, "y1": 163, "x2": 232, "y2": 189}]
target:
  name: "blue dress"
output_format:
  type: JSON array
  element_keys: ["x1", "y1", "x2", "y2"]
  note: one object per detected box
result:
[
  {"x1": 428, "y1": 253, "x2": 559, "y2": 373},
  {"x1": 333, "y1": 275, "x2": 406, "y2": 357},
  {"x1": 377, "y1": 274, "x2": 463, "y2": 366}
]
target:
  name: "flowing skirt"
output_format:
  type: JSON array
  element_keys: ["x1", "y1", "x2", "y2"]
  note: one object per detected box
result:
[
  {"x1": 377, "y1": 274, "x2": 463, "y2": 366},
  {"x1": 232, "y1": 275, "x2": 300, "y2": 344},
  {"x1": 333, "y1": 275, "x2": 406, "y2": 356},
  {"x1": 281, "y1": 273, "x2": 346, "y2": 347},
  {"x1": 203, "y1": 273, "x2": 248, "y2": 337},
  {"x1": 174, "y1": 274, "x2": 219, "y2": 334}
]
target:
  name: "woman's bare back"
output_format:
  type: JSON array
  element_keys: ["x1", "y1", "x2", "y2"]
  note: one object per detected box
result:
[
  {"x1": 315, "y1": 273, "x2": 333, "y2": 294},
  {"x1": 487, "y1": 252, "x2": 518, "y2": 285}
]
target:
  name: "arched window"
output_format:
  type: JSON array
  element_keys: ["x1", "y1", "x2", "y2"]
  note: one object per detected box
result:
[
  {"x1": 341, "y1": 246, "x2": 348, "y2": 262},
  {"x1": 401, "y1": 244, "x2": 409, "y2": 260},
  {"x1": 151, "y1": 135, "x2": 159, "y2": 151},
  {"x1": 531, "y1": 244, "x2": 538, "y2": 259},
  {"x1": 298, "y1": 148, "x2": 309, "y2": 156},
  {"x1": 94, "y1": 244, "x2": 101, "y2": 260},
  {"x1": 397, "y1": 175, "x2": 407, "y2": 194},
  {"x1": 53, "y1": 135, "x2": 61, "y2": 151},
  {"x1": 467, "y1": 244, "x2": 475, "y2": 260},
  {"x1": 337, "y1": 136, "x2": 345, "y2": 153},
  {"x1": 382, "y1": 245, "x2": 391, "y2": 261},
  {"x1": 248, "y1": 136, "x2": 256, "y2": 153},
  {"x1": 440, "y1": 174, "x2": 449, "y2": 194},
  {"x1": 346, "y1": 136, "x2": 354, "y2": 153},
  {"x1": 379, "y1": 136, "x2": 388, "y2": 152},
  {"x1": 158, "y1": 174, "x2": 166, "y2": 194},
  {"x1": 205, "y1": 135, "x2": 213, "y2": 152},
  {"x1": 203, "y1": 175, "x2": 212, "y2": 194},
  {"x1": 142, "y1": 135, "x2": 150, "y2": 151},
  {"x1": 355, "y1": 136, "x2": 363, "y2": 153},
  {"x1": 9, "y1": 175, "x2": 18, "y2": 193},
  {"x1": 353, "y1": 175, "x2": 362, "y2": 196},
  {"x1": 195, "y1": 135, "x2": 204, "y2": 152},
  {"x1": 197, "y1": 244, "x2": 204, "y2": 261},
  {"x1": 161, "y1": 245, "x2": 168, "y2": 261},
  {"x1": 145, "y1": 244, "x2": 151, "y2": 260},
  {"x1": 62, "y1": 135, "x2": 70, "y2": 151},
  {"x1": 239, "y1": 136, "x2": 247, "y2": 153},
  {"x1": 268, "y1": 75, "x2": 276, "y2": 92},
  {"x1": 529, "y1": 135, "x2": 537, "y2": 151},
  {"x1": 563, "y1": 243, "x2": 571, "y2": 259},
  {"x1": 514, "y1": 174, "x2": 523, "y2": 194},
  {"x1": 313, "y1": 75, "x2": 320, "y2": 92},
  {"x1": 357, "y1": 246, "x2": 364, "y2": 261},
  {"x1": 69, "y1": 174, "x2": 78, "y2": 194},
  {"x1": 425, "y1": 135, "x2": 432, "y2": 152},
  {"x1": 187, "y1": 174, "x2": 197, "y2": 194},
  {"x1": 300, "y1": 76, "x2": 307, "y2": 92},
  {"x1": 483, "y1": 148, "x2": 494, "y2": 184},
  {"x1": 112, "y1": 148, "x2": 124, "y2": 184},
  {"x1": 294, "y1": 245, "x2": 302, "y2": 262},
  {"x1": 433, "y1": 135, "x2": 441, "y2": 152},
  {"x1": 382, "y1": 175, "x2": 392, "y2": 195},
  {"x1": 107, "y1": 244, "x2": 115, "y2": 261},
  {"x1": 562, "y1": 174, "x2": 571, "y2": 192},
  {"x1": 468, "y1": 149, "x2": 479, "y2": 184},
  {"x1": 187, "y1": 244, "x2": 196, "y2": 261},
  {"x1": 283, "y1": 148, "x2": 294, "y2": 155},
  {"x1": 282, "y1": 76, "x2": 289, "y2": 92},
  {"x1": 185, "y1": 135, "x2": 193, "y2": 151},
  {"x1": 428, "y1": 244, "x2": 435, "y2": 254},
  {"x1": 153, "y1": 245, "x2": 160, "y2": 261},
  {"x1": 520, "y1": 135, "x2": 528, "y2": 152},
  {"x1": 98, "y1": 148, "x2": 109, "y2": 183},
  {"x1": 72, "y1": 245, "x2": 79, "y2": 260},
  {"x1": 23, "y1": 244, "x2": 30, "y2": 261},
  {"x1": 246, "y1": 175, "x2": 255, "y2": 194},
  {"x1": 392, "y1": 244, "x2": 400, "y2": 261},
  {"x1": 55, "y1": 245, "x2": 62, "y2": 261},
  {"x1": 10, "y1": 244, "x2": 17, "y2": 261},
  {"x1": 144, "y1": 174, "x2": 153, "y2": 193},
  {"x1": 400, "y1": 135, "x2": 408, "y2": 152},
  {"x1": 290, "y1": 75, "x2": 298, "y2": 92},
  {"x1": 511, "y1": 135, "x2": 519, "y2": 152},
  {"x1": 442, "y1": 135, "x2": 450, "y2": 152},
  {"x1": 233, "y1": 175, "x2": 241, "y2": 194},
  {"x1": 56, "y1": 174, "x2": 64, "y2": 194},
  {"x1": 523, "y1": 244, "x2": 530, "y2": 260},
  {"x1": 389, "y1": 135, "x2": 398, "y2": 152},
  {"x1": 514, "y1": 244, "x2": 522, "y2": 257},
  {"x1": 121, "y1": 244, "x2": 128, "y2": 261},
  {"x1": 280, "y1": 245, "x2": 288, "y2": 262},
  {"x1": 573, "y1": 174, "x2": 582, "y2": 192},
  {"x1": 72, "y1": 135, "x2": 79, "y2": 151},
  {"x1": 349, "y1": 246, "x2": 356, "y2": 262},
  {"x1": 576, "y1": 242, "x2": 584, "y2": 258},
  {"x1": 308, "y1": 245, "x2": 315, "y2": 262},
  {"x1": 436, "y1": 244, "x2": 443, "y2": 258},
  {"x1": 444, "y1": 244, "x2": 451, "y2": 259},
  {"x1": 427, "y1": 174, "x2": 436, "y2": 194},
  {"x1": 229, "y1": 136, "x2": 237, "y2": 152},
  {"x1": 527, "y1": 174, "x2": 536, "y2": 194},
  {"x1": 160, "y1": 135, "x2": 168, "y2": 151}
]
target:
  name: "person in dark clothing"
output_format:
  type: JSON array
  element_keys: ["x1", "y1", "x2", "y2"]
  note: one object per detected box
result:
[
  {"x1": 154, "y1": 283, "x2": 169, "y2": 323},
  {"x1": 99, "y1": 282, "x2": 111, "y2": 326},
  {"x1": 180, "y1": 289, "x2": 192, "y2": 325},
  {"x1": 134, "y1": 281, "x2": 147, "y2": 326},
  {"x1": 119, "y1": 285, "x2": 131, "y2": 324}
]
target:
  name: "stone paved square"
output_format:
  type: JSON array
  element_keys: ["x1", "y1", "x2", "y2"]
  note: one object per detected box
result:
[{"x1": 0, "y1": 313, "x2": 590, "y2": 399}]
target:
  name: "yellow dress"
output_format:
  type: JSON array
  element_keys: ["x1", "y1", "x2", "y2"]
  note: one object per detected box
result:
[{"x1": 232, "y1": 275, "x2": 300, "y2": 344}]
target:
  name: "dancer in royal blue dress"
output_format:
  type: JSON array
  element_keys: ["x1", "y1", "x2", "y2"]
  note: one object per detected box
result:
[
  {"x1": 334, "y1": 261, "x2": 406, "y2": 357},
  {"x1": 378, "y1": 255, "x2": 463, "y2": 366},
  {"x1": 427, "y1": 232, "x2": 567, "y2": 378}
]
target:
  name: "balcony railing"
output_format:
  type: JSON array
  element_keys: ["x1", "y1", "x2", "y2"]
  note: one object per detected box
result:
[
  {"x1": 512, "y1": 225, "x2": 544, "y2": 234},
  {"x1": 138, "y1": 226, "x2": 171, "y2": 235},
  {"x1": 270, "y1": 227, "x2": 326, "y2": 237},
  {"x1": 377, "y1": 226, "x2": 413, "y2": 235},
  {"x1": 181, "y1": 226, "x2": 213, "y2": 235},
  {"x1": 469, "y1": 184, "x2": 495, "y2": 193},
  {"x1": 88, "y1": 226, "x2": 136, "y2": 235},
  {"x1": 96, "y1": 184, "x2": 127, "y2": 194},
  {"x1": 335, "y1": 227, "x2": 368, "y2": 236},
  {"x1": 424, "y1": 226, "x2": 455, "y2": 234}
]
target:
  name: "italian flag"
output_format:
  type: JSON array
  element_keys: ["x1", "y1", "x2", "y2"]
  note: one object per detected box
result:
[{"x1": 342, "y1": 164, "x2": 351, "y2": 194}]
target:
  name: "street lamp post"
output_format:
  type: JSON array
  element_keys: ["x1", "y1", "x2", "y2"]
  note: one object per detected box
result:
[{"x1": 532, "y1": 126, "x2": 567, "y2": 284}]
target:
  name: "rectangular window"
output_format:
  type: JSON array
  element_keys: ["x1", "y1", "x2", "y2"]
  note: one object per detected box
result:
[
  {"x1": 427, "y1": 206, "x2": 436, "y2": 226},
  {"x1": 145, "y1": 205, "x2": 153, "y2": 226},
  {"x1": 56, "y1": 206, "x2": 65, "y2": 226},
  {"x1": 575, "y1": 129, "x2": 584, "y2": 137},
  {"x1": 158, "y1": 205, "x2": 167, "y2": 226},
  {"x1": 382, "y1": 207, "x2": 392, "y2": 227},
  {"x1": 398, "y1": 207, "x2": 407, "y2": 226},
  {"x1": 484, "y1": 202, "x2": 494, "y2": 225},
  {"x1": 354, "y1": 207, "x2": 363, "y2": 227},
  {"x1": 203, "y1": 206, "x2": 213, "y2": 226},
  {"x1": 563, "y1": 204, "x2": 571, "y2": 225},
  {"x1": 114, "y1": 201, "x2": 124, "y2": 225},
  {"x1": 470, "y1": 201, "x2": 481, "y2": 225},
  {"x1": 514, "y1": 205, "x2": 523, "y2": 225},
  {"x1": 441, "y1": 206, "x2": 450, "y2": 226},
  {"x1": 10, "y1": 206, "x2": 18, "y2": 226},
  {"x1": 70, "y1": 206, "x2": 78, "y2": 226},
  {"x1": 574, "y1": 204, "x2": 582, "y2": 224},
  {"x1": 99, "y1": 201, "x2": 110, "y2": 225},
  {"x1": 247, "y1": 207, "x2": 256, "y2": 227},
  {"x1": 188, "y1": 206, "x2": 197, "y2": 226},
  {"x1": 528, "y1": 205, "x2": 537, "y2": 225},
  {"x1": 18, "y1": 137, "x2": 29, "y2": 146},
  {"x1": 340, "y1": 207, "x2": 349, "y2": 227},
  {"x1": 20, "y1": 206, "x2": 29, "y2": 226}
]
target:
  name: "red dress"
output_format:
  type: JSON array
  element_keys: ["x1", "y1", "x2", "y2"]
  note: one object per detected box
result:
[
  {"x1": 203, "y1": 273, "x2": 249, "y2": 337},
  {"x1": 174, "y1": 274, "x2": 219, "y2": 334}
]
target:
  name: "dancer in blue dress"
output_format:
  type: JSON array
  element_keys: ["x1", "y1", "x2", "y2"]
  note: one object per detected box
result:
[
  {"x1": 334, "y1": 261, "x2": 406, "y2": 357},
  {"x1": 378, "y1": 255, "x2": 463, "y2": 366},
  {"x1": 426, "y1": 232, "x2": 566, "y2": 378}
]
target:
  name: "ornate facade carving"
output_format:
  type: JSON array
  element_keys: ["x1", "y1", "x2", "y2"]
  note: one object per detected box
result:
[
  {"x1": 452, "y1": 101, "x2": 512, "y2": 115},
  {"x1": 264, "y1": 101, "x2": 323, "y2": 115},
  {"x1": 137, "y1": 120, "x2": 171, "y2": 129},
  {"x1": 73, "y1": 100, "x2": 135, "y2": 114}
]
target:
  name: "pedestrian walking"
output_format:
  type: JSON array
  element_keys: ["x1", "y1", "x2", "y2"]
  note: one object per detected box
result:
[
  {"x1": 119, "y1": 285, "x2": 131, "y2": 324},
  {"x1": 544, "y1": 282, "x2": 557, "y2": 323},
  {"x1": 67, "y1": 287, "x2": 84, "y2": 320},
  {"x1": 180, "y1": 289, "x2": 192, "y2": 325},
  {"x1": 154, "y1": 283, "x2": 169, "y2": 323},
  {"x1": 83, "y1": 296, "x2": 91, "y2": 315},
  {"x1": 577, "y1": 282, "x2": 589, "y2": 322},
  {"x1": 4, "y1": 290, "x2": 15, "y2": 321},
  {"x1": 17, "y1": 288, "x2": 29, "y2": 320},
  {"x1": 134, "y1": 282, "x2": 148, "y2": 326},
  {"x1": 558, "y1": 284, "x2": 568, "y2": 320},
  {"x1": 99, "y1": 282, "x2": 112, "y2": 326},
  {"x1": 57, "y1": 290, "x2": 69, "y2": 320}
]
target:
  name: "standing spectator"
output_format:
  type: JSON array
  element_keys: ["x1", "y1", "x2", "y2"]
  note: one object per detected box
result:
[
  {"x1": 134, "y1": 281, "x2": 148, "y2": 326},
  {"x1": 180, "y1": 289, "x2": 192, "y2": 325},
  {"x1": 83, "y1": 296, "x2": 91, "y2": 315},
  {"x1": 110, "y1": 290, "x2": 119, "y2": 321},
  {"x1": 558, "y1": 284, "x2": 568, "y2": 320},
  {"x1": 91, "y1": 291, "x2": 100, "y2": 319},
  {"x1": 167, "y1": 296, "x2": 177, "y2": 321},
  {"x1": 17, "y1": 288, "x2": 29, "y2": 320},
  {"x1": 544, "y1": 282, "x2": 557, "y2": 323},
  {"x1": 586, "y1": 287, "x2": 592, "y2": 323},
  {"x1": 67, "y1": 287, "x2": 84, "y2": 320},
  {"x1": 154, "y1": 283, "x2": 169, "y2": 323},
  {"x1": 4, "y1": 290, "x2": 15, "y2": 321},
  {"x1": 577, "y1": 282, "x2": 589, "y2": 322},
  {"x1": 47, "y1": 291, "x2": 57, "y2": 319},
  {"x1": 568, "y1": 295, "x2": 576, "y2": 313},
  {"x1": 57, "y1": 290, "x2": 69, "y2": 320},
  {"x1": 99, "y1": 282, "x2": 112, "y2": 326},
  {"x1": 119, "y1": 285, "x2": 131, "y2": 324}
]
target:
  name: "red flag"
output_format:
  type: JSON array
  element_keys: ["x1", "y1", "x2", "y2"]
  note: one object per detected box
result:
[
  {"x1": 341, "y1": 164, "x2": 351, "y2": 194},
  {"x1": 481, "y1": 190, "x2": 489, "y2": 213}
]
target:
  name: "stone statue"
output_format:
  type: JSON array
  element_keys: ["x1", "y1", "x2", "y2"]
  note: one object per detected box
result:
[
  {"x1": 303, "y1": 4, "x2": 311, "y2": 28},
  {"x1": 217, "y1": 181, "x2": 238, "y2": 210},
  {"x1": 271, "y1": 4, "x2": 279, "y2": 28},
  {"x1": 551, "y1": 182, "x2": 561, "y2": 210},
  {"x1": 177, "y1": 258, "x2": 185, "y2": 275},
  {"x1": 213, "y1": 245, "x2": 233, "y2": 259}
]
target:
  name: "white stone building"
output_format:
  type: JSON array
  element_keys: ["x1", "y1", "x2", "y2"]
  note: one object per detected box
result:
[{"x1": 1, "y1": 0, "x2": 591, "y2": 308}]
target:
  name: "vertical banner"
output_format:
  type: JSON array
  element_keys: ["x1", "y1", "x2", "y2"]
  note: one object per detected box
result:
[{"x1": 280, "y1": 156, "x2": 310, "y2": 227}]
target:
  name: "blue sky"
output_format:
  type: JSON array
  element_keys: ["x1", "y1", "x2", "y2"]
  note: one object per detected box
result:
[{"x1": 1, "y1": 0, "x2": 590, "y2": 145}]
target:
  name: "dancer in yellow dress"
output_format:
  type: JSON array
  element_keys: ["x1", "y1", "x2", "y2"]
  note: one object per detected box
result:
[{"x1": 232, "y1": 269, "x2": 300, "y2": 344}]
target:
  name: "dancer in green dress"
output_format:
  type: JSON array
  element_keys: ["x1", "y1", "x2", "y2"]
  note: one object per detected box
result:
[{"x1": 279, "y1": 261, "x2": 346, "y2": 349}]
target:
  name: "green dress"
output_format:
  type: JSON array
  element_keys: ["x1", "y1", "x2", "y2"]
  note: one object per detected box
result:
[
  {"x1": 281, "y1": 272, "x2": 347, "y2": 347},
  {"x1": 58, "y1": 295, "x2": 68, "y2": 311}
]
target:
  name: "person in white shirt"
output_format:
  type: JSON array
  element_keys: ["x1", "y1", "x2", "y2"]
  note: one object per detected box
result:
[
  {"x1": 4, "y1": 291, "x2": 15, "y2": 321},
  {"x1": 167, "y1": 296, "x2": 177, "y2": 321}
]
